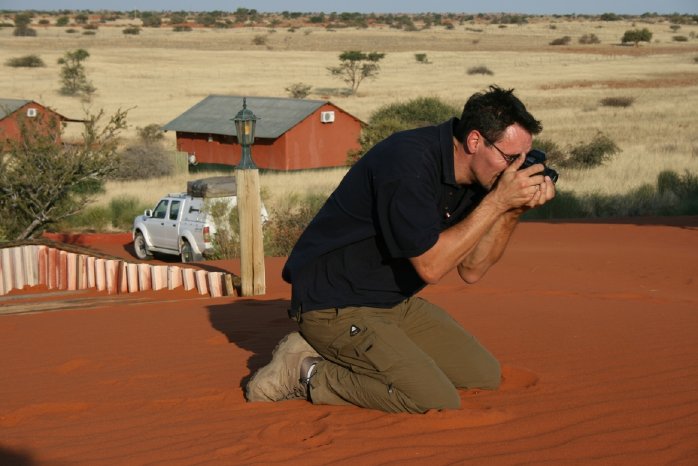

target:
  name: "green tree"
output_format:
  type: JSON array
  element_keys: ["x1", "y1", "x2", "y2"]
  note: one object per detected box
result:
[
  {"x1": 140, "y1": 11, "x2": 162, "y2": 27},
  {"x1": 0, "y1": 109, "x2": 128, "y2": 240},
  {"x1": 349, "y1": 96, "x2": 459, "y2": 163},
  {"x1": 622, "y1": 28, "x2": 653, "y2": 46},
  {"x1": 327, "y1": 50, "x2": 386, "y2": 95},
  {"x1": 285, "y1": 82, "x2": 312, "y2": 99},
  {"x1": 57, "y1": 49, "x2": 95, "y2": 98},
  {"x1": 13, "y1": 12, "x2": 36, "y2": 36}
]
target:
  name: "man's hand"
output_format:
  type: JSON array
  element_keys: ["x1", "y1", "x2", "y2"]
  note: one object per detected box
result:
[{"x1": 491, "y1": 154, "x2": 556, "y2": 212}]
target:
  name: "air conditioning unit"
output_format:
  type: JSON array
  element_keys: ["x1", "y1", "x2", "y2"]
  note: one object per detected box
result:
[
  {"x1": 320, "y1": 111, "x2": 335, "y2": 123},
  {"x1": 26, "y1": 108, "x2": 38, "y2": 118}
]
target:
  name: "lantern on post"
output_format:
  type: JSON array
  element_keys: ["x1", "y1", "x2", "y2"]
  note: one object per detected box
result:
[
  {"x1": 232, "y1": 97, "x2": 265, "y2": 296},
  {"x1": 233, "y1": 97, "x2": 259, "y2": 169}
]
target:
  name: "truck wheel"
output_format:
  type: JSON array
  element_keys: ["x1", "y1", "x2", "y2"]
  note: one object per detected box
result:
[
  {"x1": 181, "y1": 239, "x2": 194, "y2": 263},
  {"x1": 134, "y1": 232, "x2": 152, "y2": 260}
]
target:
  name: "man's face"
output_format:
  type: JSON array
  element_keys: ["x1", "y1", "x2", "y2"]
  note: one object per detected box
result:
[{"x1": 471, "y1": 124, "x2": 533, "y2": 190}]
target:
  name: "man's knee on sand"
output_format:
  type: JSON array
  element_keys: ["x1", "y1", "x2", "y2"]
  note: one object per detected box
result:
[
  {"x1": 478, "y1": 357, "x2": 503, "y2": 390},
  {"x1": 410, "y1": 382, "x2": 461, "y2": 413},
  {"x1": 413, "y1": 360, "x2": 502, "y2": 413}
]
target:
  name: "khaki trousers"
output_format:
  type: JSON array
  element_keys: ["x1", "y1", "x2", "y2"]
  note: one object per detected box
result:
[{"x1": 298, "y1": 297, "x2": 501, "y2": 413}]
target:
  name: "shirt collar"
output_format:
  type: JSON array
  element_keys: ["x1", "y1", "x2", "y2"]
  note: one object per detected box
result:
[{"x1": 439, "y1": 118, "x2": 459, "y2": 187}]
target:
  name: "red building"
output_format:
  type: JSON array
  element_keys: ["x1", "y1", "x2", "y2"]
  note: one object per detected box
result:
[
  {"x1": 0, "y1": 99, "x2": 76, "y2": 147},
  {"x1": 162, "y1": 95, "x2": 363, "y2": 171}
]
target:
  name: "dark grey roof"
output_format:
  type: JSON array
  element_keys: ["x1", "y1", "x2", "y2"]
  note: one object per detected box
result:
[
  {"x1": 162, "y1": 95, "x2": 330, "y2": 139},
  {"x1": 0, "y1": 98, "x2": 31, "y2": 119}
]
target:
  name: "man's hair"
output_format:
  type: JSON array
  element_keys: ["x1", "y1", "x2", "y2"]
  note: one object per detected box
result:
[{"x1": 453, "y1": 85, "x2": 542, "y2": 143}]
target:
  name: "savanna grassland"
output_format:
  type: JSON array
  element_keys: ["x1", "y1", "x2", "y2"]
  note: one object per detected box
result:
[{"x1": 2, "y1": 12, "x2": 698, "y2": 212}]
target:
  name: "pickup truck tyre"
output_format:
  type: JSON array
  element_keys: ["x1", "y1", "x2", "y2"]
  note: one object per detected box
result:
[
  {"x1": 134, "y1": 231, "x2": 153, "y2": 260},
  {"x1": 181, "y1": 239, "x2": 194, "y2": 263}
]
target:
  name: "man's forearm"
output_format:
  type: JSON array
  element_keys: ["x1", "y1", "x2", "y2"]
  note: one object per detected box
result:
[
  {"x1": 409, "y1": 195, "x2": 510, "y2": 284},
  {"x1": 457, "y1": 208, "x2": 521, "y2": 283}
]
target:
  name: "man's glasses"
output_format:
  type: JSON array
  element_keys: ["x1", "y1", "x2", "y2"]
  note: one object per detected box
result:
[{"x1": 481, "y1": 134, "x2": 520, "y2": 165}]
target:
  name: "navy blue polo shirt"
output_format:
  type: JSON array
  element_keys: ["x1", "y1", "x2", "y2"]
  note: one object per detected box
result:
[{"x1": 282, "y1": 118, "x2": 486, "y2": 313}]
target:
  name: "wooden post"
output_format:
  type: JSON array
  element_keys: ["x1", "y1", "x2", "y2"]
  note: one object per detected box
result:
[{"x1": 235, "y1": 168, "x2": 266, "y2": 296}]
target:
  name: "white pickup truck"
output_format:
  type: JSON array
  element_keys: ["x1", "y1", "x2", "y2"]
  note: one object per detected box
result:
[{"x1": 132, "y1": 176, "x2": 258, "y2": 262}]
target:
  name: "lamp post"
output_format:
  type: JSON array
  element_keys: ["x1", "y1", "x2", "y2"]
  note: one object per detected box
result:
[
  {"x1": 232, "y1": 97, "x2": 265, "y2": 296},
  {"x1": 233, "y1": 97, "x2": 258, "y2": 169}
]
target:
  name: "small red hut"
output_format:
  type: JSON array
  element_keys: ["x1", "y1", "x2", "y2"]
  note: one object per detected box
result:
[
  {"x1": 162, "y1": 95, "x2": 363, "y2": 171},
  {"x1": 0, "y1": 99, "x2": 76, "y2": 147}
]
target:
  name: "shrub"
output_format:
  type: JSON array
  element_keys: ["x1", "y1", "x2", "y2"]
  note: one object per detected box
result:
[
  {"x1": 657, "y1": 170, "x2": 698, "y2": 199},
  {"x1": 83, "y1": 23, "x2": 98, "y2": 30},
  {"x1": 173, "y1": 25, "x2": 192, "y2": 32},
  {"x1": 600, "y1": 13, "x2": 621, "y2": 21},
  {"x1": 579, "y1": 33, "x2": 600, "y2": 44},
  {"x1": 414, "y1": 53, "x2": 431, "y2": 64},
  {"x1": 285, "y1": 82, "x2": 312, "y2": 99},
  {"x1": 208, "y1": 201, "x2": 240, "y2": 259},
  {"x1": 56, "y1": 16, "x2": 69, "y2": 26},
  {"x1": 5, "y1": 54, "x2": 45, "y2": 67},
  {"x1": 83, "y1": 31, "x2": 96, "y2": 36},
  {"x1": 563, "y1": 132, "x2": 619, "y2": 169},
  {"x1": 264, "y1": 192, "x2": 327, "y2": 256},
  {"x1": 141, "y1": 12, "x2": 162, "y2": 27},
  {"x1": 351, "y1": 97, "x2": 459, "y2": 163},
  {"x1": 109, "y1": 196, "x2": 147, "y2": 230},
  {"x1": 532, "y1": 138, "x2": 566, "y2": 166},
  {"x1": 112, "y1": 145, "x2": 174, "y2": 181},
  {"x1": 122, "y1": 26, "x2": 140, "y2": 35},
  {"x1": 600, "y1": 96, "x2": 635, "y2": 107},
  {"x1": 252, "y1": 34, "x2": 267, "y2": 45},
  {"x1": 135, "y1": 124, "x2": 163, "y2": 144},
  {"x1": 622, "y1": 28, "x2": 652, "y2": 45},
  {"x1": 65, "y1": 28, "x2": 77, "y2": 33},
  {"x1": 57, "y1": 205, "x2": 111, "y2": 232},
  {"x1": 549, "y1": 36, "x2": 571, "y2": 45},
  {"x1": 467, "y1": 65, "x2": 493, "y2": 75},
  {"x1": 673, "y1": 35, "x2": 688, "y2": 42}
]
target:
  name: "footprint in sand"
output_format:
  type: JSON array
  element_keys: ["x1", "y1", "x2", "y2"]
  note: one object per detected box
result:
[
  {"x1": 54, "y1": 358, "x2": 94, "y2": 374},
  {"x1": 498, "y1": 365, "x2": 540, "y2": 391},
  {"x1": 257, "y1": 419, "x2": 330, "y2": 447}
]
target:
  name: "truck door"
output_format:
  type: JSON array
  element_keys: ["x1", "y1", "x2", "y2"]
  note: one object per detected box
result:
[{"x1": 145, "y1": 199, "x2": 179, "y2": 252}]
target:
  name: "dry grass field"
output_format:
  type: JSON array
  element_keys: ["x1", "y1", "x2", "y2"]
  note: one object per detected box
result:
[{"x1": 2, "y1": 15, "x2": 698, "y2": 210}]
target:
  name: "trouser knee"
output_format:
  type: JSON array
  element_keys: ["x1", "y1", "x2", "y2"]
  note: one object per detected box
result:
[
  {"x1": 411, "y1": 382, "x2": 461, "y2": 413},
  {"x1": 479, "y1": 358, "x2": 502, "y2": 390}
]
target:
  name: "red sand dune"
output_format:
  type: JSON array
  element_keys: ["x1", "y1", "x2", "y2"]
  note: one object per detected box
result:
[{"x1": 1, "y1": 219, "x2": 697, "y2": 465}]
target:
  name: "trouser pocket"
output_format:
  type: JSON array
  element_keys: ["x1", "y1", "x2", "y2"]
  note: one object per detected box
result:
[{"x1": 328, "y1": 323, "x2": 396, "y2": 375}]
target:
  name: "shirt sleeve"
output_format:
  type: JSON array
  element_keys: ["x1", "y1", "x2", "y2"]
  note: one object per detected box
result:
[{"x1": 375, "y1": 176, "x2": 440, "y2": 259}]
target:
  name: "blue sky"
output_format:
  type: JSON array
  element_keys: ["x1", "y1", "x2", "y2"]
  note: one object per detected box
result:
[{"x1": 3, "y1": 0, "x2": 697, "y2": 14}]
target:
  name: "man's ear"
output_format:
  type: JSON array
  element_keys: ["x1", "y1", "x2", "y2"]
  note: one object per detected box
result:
[{"x1": 465, "y1": 130, "x2": 480, "y2": 154}]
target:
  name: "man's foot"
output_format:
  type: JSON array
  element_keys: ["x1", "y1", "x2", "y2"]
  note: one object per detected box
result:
[{"x1": 246, "y1": 332, "x2": 322, "y2": 402}]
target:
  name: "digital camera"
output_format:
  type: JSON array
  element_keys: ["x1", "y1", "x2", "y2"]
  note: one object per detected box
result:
[{"x1": 520, "y1": 149, "x2": 559, "y2": 183}]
